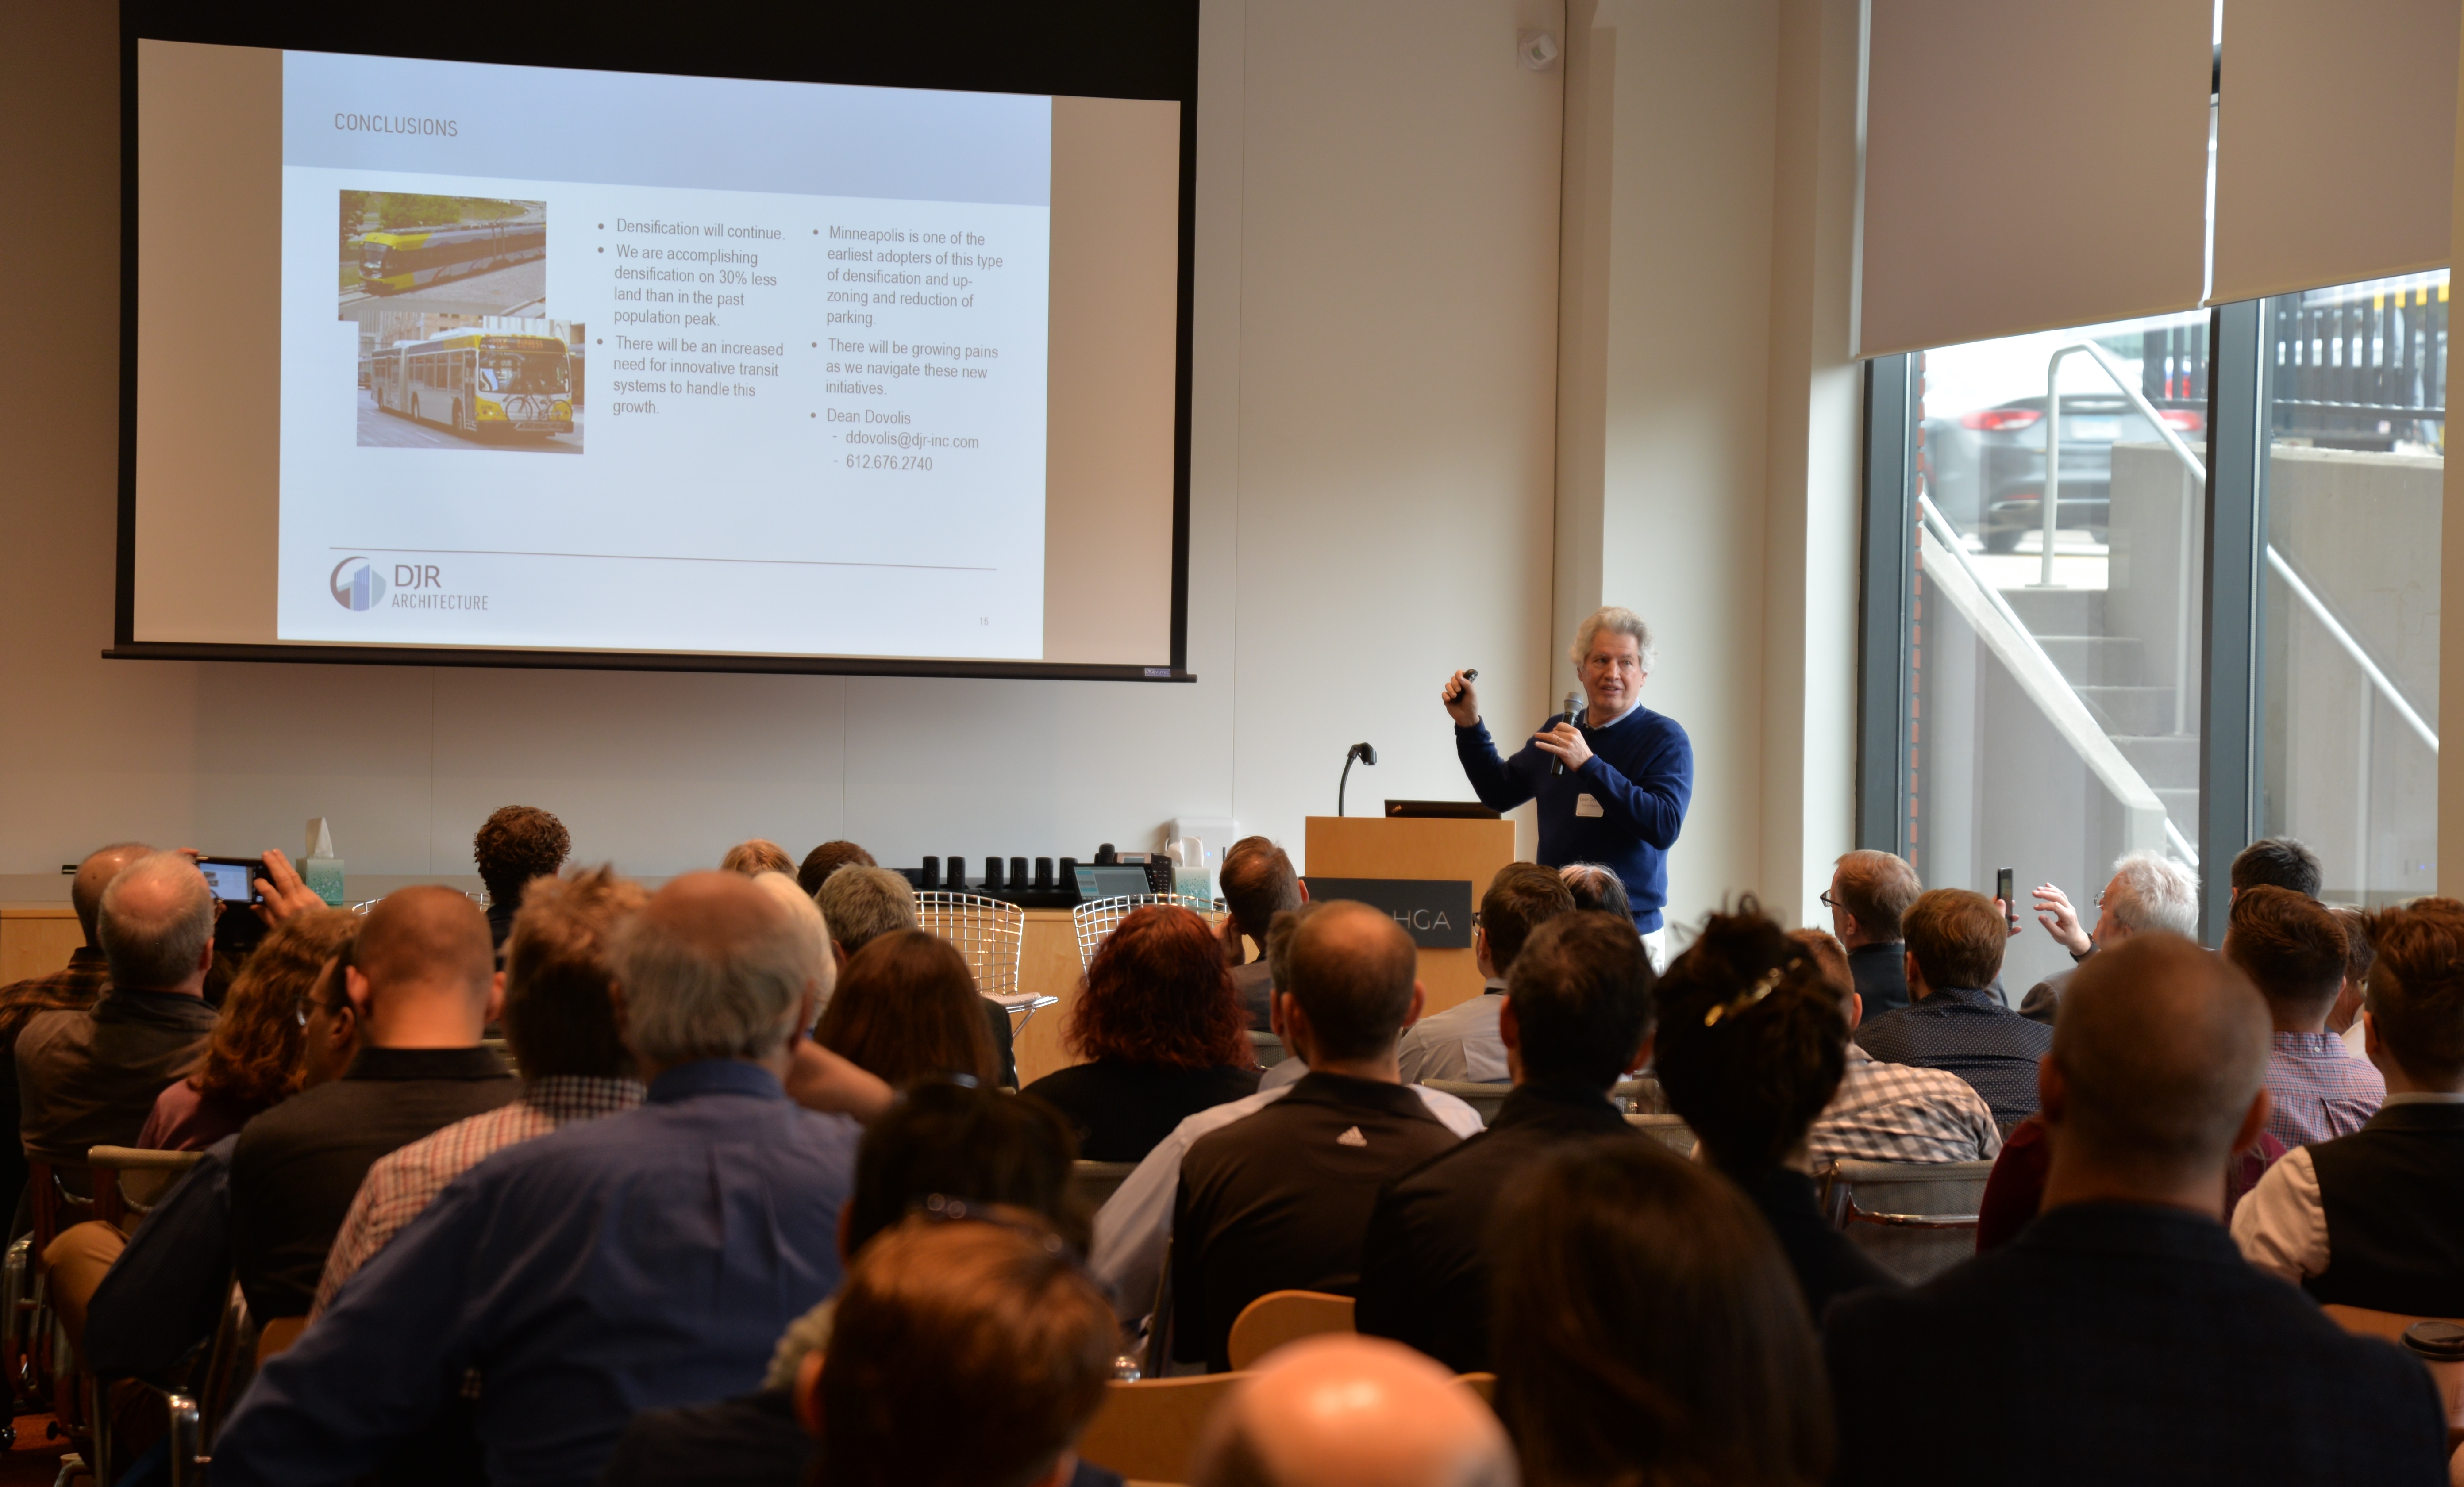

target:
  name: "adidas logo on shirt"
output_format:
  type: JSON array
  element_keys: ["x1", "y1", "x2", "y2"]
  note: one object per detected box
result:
[{"x1": 1336, "y1": 1126, "x2": 1367, "y2": 1148}]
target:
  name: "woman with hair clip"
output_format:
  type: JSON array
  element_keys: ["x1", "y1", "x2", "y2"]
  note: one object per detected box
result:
[{"x1": 1652, "y1": 898, "x2": 1896, "y2": 1322}]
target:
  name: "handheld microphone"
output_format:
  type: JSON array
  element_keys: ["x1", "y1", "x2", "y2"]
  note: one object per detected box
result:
[{"x1": 1553, "y1": 692, "x2": 1579, "y2": 775}]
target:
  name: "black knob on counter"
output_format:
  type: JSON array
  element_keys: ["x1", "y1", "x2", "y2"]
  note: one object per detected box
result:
[
  {"x1": 982, "y1": 857, "x2": 1005, "y2": 891},
  {"x1": 919, "y1": 856, "x2": 940, "y2": 890},
  {"x1": 1009, "y1": 856, "x2": 1028, "y2": 890},
  {"x1": 1034, "y1": 857, "x2": 1055, "y2": 890},
  {"x1": 1095, "y1": 842, "x2": 1118, "y2": 865},
  {"x1": 946, "y1": 857, "x2": 968, "y2": 891},
  {"x1": 1058, "y1": 857, "x2": 1078, "y2": 892}
]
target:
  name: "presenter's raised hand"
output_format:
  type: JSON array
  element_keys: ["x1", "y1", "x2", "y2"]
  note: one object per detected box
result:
[
  {"x1": 1441, "y1": 670, "x2": 1481, "y2": 727},
  {"x1": 1532, "y1": 721, "x2": 1594, "y2": 772}
]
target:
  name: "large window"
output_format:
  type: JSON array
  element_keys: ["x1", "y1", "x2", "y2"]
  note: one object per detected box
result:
[
  {"x1": 2259, "y1": 273, "x2": 2445, "y2": 903},
  {"x1": 1861, "y1": 275, "x2": 2445, "y2": 957}
]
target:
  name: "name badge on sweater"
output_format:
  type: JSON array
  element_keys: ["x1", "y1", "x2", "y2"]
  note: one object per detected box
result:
[{"x1": 1575, "y1": 793, "x2": 1604, "y2": 818}]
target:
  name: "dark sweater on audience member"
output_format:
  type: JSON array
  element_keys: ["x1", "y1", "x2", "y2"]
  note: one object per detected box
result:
[
  {"x1": 228, "y1": 1044, "x2": 519, "y2": 1319},
  {"x1": 1846, "y1": 943, "x2": 1909, "y2": 1016},
  {"x1": 1454, "y1": 705, "x2": 1693, "y2": 933},
  {"x1": 1826, "y1": 1201, "x2": 2447, "y2": 1487},
  {"x1": 600, "y1": 1387, "x2": 1128, "y2": 1487},
  {"x1": 1729, "y1": 1164, "x2": 1895, "y2": 1323},
  {"x1": 1021, "y1": 1060, "x2": 1261, "y2": 1163},
  {"x1": 1355, "y1": 1080, "x2": 1634, "y2": 1373}
]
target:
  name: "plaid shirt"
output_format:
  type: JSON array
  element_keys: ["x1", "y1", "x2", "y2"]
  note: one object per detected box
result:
[
  {"x1": 2264, "y1": 1032, "x2": 2383, "y2": 1149},
  {"x1": 311, "y1": 1075, "x2": 644, "y2": 1316},
  {"x1": 1809, "y1": 1043, "x2": 2005, "y2": 1167},
  {"x1": 0, "y1": 948, "x2": 109, "y2": 1047}
]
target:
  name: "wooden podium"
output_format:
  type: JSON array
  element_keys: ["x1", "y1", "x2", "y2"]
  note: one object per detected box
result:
[{"x1": 1304, "y1": 815, "x2": 1516, "y2": 1015}]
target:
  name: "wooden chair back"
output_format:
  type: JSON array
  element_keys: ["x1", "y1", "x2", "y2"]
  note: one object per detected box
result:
[
  {"x1": 255, "y1": 1315, "x2": 308, "y2": 1364},
  {"x1": 1418, "y1": 1080, "x2": 1509, "y2": 1127},
  {"x1": 1225, "y1": 1290, "x2": 1356, "y2": 1372},
  {"x1": 1076, "y1": 1372, "x2": 1247, "y2": 1483},
  {"x1": 2322, "y1": 1304, "x2": 2464, "y2": 1435},
  {"x1": 1817, "y1": 1158, "x2": 1995, "y2": 1284}
]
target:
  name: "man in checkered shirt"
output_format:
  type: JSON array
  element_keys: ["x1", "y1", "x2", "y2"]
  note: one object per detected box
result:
[
  {"x1": 312, "y1": 866, "x2": 652, "y2": 1315},
  {"x1": 1796, "y1": 930, "x2": 2003, "y2": 1166}
]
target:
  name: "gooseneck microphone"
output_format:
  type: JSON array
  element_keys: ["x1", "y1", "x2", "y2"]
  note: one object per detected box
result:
[
  {"x1": 1338, "y1": 742, "x2": 1378, "y2": 816},
  {"x1": 1552, "y1": 691, "x2": 1580, "y2": 775}
]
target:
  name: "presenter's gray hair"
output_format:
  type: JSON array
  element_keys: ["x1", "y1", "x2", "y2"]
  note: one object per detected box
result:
[
  {"x1": 2107, "y1": 850, "x2": 2200, "y2": 937},
  {"x1": 612, "y1": 893, "x2": 819, "y2": 1065},
  {"x1": 1570, "y1": 606, "x2": 1658, "y2": 672},
  {"x1": 97, "y1": 851, "x2": 215, "y2": 990}
]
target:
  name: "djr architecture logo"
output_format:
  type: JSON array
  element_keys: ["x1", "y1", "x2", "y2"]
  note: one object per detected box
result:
[
  {"x1": 330, "y1": 557, "x2": 388, "y2": 611},
  {"x1": 328, "y1": 557, "x2": 491, "y2": 615}
]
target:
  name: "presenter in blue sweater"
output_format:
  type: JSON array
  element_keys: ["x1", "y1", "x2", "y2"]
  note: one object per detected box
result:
[{"x1": 1444, "y1": 606, "x2": 1693, "y2": 968}]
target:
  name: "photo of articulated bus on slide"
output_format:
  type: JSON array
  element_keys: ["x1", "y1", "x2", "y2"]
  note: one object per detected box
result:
[
  {"x1": 338, "y1": 191, "x2": 548, "y2": 314},
  {"x1": 353, "y1": 307, "x2": 586, "y2": 453}
]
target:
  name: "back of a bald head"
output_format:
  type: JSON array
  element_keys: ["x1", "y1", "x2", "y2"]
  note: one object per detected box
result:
[
  {"x1": 1193, "y1": 1335, "x2": 1515, "y2": 1487},
  {"x1": 73, "y1": 842, "x2": 152, "y2": 942},
  {"x1": 2052, "y1": 933, "x2": 2271, "y2": 1182},
  {"x1": 357, "y1": 885, "x2": 495, "y2": 1003},
  {"x1": 1285, "y1": 901, "x2": 1420, "y2": 1061}
]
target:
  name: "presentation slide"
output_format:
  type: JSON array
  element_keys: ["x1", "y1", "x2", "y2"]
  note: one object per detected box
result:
[{"x1": 128, "y1": 40, "x2": 1186, "y2": 673}]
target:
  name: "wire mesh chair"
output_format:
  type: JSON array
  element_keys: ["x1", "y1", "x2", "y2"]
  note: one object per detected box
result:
[
  {"x1": 913, "y1": 892, "x2": 1052, "y2": 1029},
  {"x1": 1072, "y1": 895, "x2": 1227, "y2": 971}
]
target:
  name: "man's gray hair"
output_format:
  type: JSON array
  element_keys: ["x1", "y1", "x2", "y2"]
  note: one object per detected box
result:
[
  {"x1": 751, "y1": 870, "x2": 837, "y2": 1015},
  {"x1": 2108, "y1": 850, "x2": 2200, "y2": 937},
  {"x1": 1569, "y1": 605, "x2": 1658, "y2": 672},
  {"x1": 97, "y1": 851, "x2": 215, "y2": 989},
  {"x1": 612, "y1": 896, "x2": 818, "y2": 1066},
  {"x1": 815, "y1": 866, "x2": 918, "y2": 956}
]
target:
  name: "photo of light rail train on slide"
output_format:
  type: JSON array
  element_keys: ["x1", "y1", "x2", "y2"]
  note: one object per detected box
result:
[{"x1": 337, "y1": 191, "x2": 547, "y2": 313}]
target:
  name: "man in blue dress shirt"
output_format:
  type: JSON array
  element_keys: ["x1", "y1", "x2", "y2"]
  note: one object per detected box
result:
[
  {"x1": 1447, "y1": 605, "x2": 1694, "y2": 968},
  {"x1": 211, "y1": 871, "x2": 862, "y2": 1487}
]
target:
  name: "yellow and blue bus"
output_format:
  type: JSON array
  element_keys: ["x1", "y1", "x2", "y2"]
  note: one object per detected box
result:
[
  {"x1": 372, "y1": 330, "x2": 573, "y2": 438},
  {"x1": 358, "y1": 216, "x2": 546, "y2": 295}
]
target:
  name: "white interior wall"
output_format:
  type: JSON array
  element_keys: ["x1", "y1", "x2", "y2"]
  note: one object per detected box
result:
[{"x1": 0, "y1": 0, "x2": 1568, "y2": 894}]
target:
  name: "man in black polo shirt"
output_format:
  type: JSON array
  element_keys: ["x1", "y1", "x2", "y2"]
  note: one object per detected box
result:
[
  {"x1": 1855, "y1": 889, "x2": 2049, "y2": 1128},
  {"x1": 1355, "y1": 912, "x2": 1652, "y2": 1372},
  {"x1": 1170, "y1": 902, "x2": 1471, "y2": 1373}
]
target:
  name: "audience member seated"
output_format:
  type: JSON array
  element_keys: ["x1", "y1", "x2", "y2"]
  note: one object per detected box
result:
[
  {"x1": 2329, "y1": 904, "x2": 2375, "y2": 1058},
  {"x1": 1490, "y1": 1139, "x2": 1833, "y2": 1487},
  {"x1": 139, "y1": 907, "x2": 357, "y2": 1151},
  {"x1": 1825, "y1": 934, "x2": 2448, "y2": 1486},
  {"x1": 1827, "y1": 849, "x2": 1922, "y2": 1015},
  {"x1": 18, "y1": 851, "x2": 223, "y2": 1196},
  {"x1": 1021, "y1": 905, "x2": 1260, "y2": 1161},
  {"x1": 1558, "y1": 861, "x2": 1632, "y2": 919},
  {"x1": 1190, "y1": 1334, "x2": 1517, "y2": 1487},
  {"x1": 1655, "y1": 902, "x2": 1894, "y2": 1321},
  {"x1": 1218, "y1": 835, "x2": 1306, "y2": 1031},
  {"x1": 81, "y1": 946, "x2": 365, "y2": 1380},
  {"x1": 1795, "y1": 927, "x2": 2001, "y2": 1168},
  {"x1": 794, "y1": 838, "x2": 876, "y2": 897},
  {"x1": 814, "y1": 1218, "x2": 1120, "y2": 1487},
  {"x1": 312, "y1": 868, "x2": 649, "y2": 1314},
  {"x1": 720, "y1": 838, "x2": 796, "y2": 876},
  {"x1": 2020, "y1": 849, "x2": 2198, "y2": 1024},
  {"x1": 2225, "y1": 885, "x2": 2382, "y2": 1149},
  {"x1": 605, "y1": 1080, "x2": 1104, "y2": 1487},
  {"x1": 474, "y1": 803, "x2": 571, "y2": 949},
  {"x1": 1090, "y1": 902, "x2": 1482, "y2": 1364},
  {"x1": 213, "y1": 870, "x2": 863, "y2": 1487},
  {"x1": 0, "y1": 843, "x2": 148, "y2": 1216},
  {"x1": 1256, "y1": 904, "x2": 1321, "y2": 1091},
  {"x1": 2236, "y1": 897, "x2": 2464, "y2": 1316},
  {"x1": 1357, "y1": 911, "x2": 1652, "y2": 1372},
  {"x1": 2233, "y1": 835, "x2": 2325, "y2": 901},
  {"x1": 819, "y1": 864, "x2": 1017, "y2": 1085},
  {"x1": 1396, "y1": 863, "x2": 1575, "y2": 1084},
  {"x1": 1854, "y1": 888, "x2": 2048, "y2": 1127},
  {"x1": 226, "y1": 885, "x2": 520, "y2": 1320},
  {"x1": 816, "y1": 929, "x2": 1001, "y2": 1088}
]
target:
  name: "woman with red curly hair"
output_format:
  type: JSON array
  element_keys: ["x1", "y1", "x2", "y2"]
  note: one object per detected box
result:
[{"x1": 1021, "y1": 904, "x2": 1259, "y2": 1161}]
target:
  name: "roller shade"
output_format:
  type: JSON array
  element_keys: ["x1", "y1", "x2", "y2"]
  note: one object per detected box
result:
[
  {"x1": 1857, "y1": 0, "x2": 2214, "y2": 358},
  {"x1": 2210, "y1": 0, "x2": 2457, "y2": 304}
]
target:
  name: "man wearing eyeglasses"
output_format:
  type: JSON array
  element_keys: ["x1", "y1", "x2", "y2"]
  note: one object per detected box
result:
[{"x1": 1444, "y1": 606, "x2": 1692, "y2": 972}]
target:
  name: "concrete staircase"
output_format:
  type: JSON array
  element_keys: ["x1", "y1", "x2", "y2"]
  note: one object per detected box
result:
[{"x1": 2003, "y1": 588, "x2": 2200, "y2": 844}]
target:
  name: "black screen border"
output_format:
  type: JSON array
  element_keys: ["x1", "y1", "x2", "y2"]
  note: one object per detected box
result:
[{"x1": 111, "y1": 0, "x2": 1199, "y2": 684}]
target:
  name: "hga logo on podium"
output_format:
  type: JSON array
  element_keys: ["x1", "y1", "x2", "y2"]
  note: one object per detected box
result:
[{"x1": 330, "y1": 557, "x2": 388, "y2": 611}]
